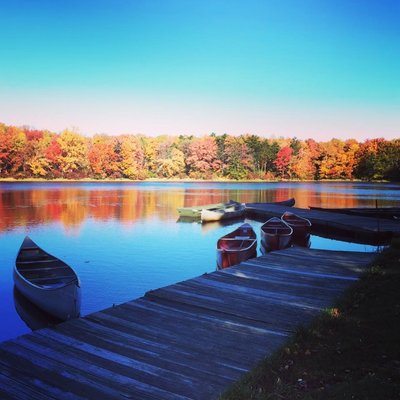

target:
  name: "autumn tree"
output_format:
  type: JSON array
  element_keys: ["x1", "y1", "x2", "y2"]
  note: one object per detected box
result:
[
  {"x1": 44, "y1": 135, "x2": 63, "y2": 177},
  {"x1": 274, "y1": 146, "x2": 293, "y2": 178},
  {"x1": 0, "y1": 125, "x2": 28, "y2": 176},
  {"x1": 116, "y1": 135, "x2": 145, "y2": 179},
  {"x1": 23, "y1": 129, "x2": 54, "y2": 177},
  {"x1": 155, "y1": 138, "x2": 185, "y2": 178},
  {"x1": 290, "y1": 142, "x2": 316, "y2": 180},
  {"x1": 223, "y1": 136, "x2": 253, "y2": 180},
  {"x1": 354, "y1": 139, "x2": 400, "y2": 181},
  {"x1": 57, "y1": 129, "x2": 88, "y2": 178},
  {"x1": 317, "y1": 139, "x2": 359, "y2": 180},
  {"x1": 186, "y1": 136, "x2": 220, "y2": 178},
  {"x1": 88, "y1": 135, "x2": 119, "y2": 179}
]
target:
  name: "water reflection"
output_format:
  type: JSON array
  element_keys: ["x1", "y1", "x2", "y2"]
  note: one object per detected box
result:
[
  {"x1": 1, "y1": 182, "x2": 398, "y2": 233},
  {"x1": 13, "y1": 288, "x2": 62, "y2": 331}
]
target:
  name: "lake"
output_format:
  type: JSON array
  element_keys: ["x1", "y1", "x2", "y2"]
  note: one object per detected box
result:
[{"x1": 1, "y1": 181, "x2": 399, "y2": 343}]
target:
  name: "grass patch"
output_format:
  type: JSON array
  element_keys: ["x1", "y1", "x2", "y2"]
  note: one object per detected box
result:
[{"x1": 220, "y1": 239, "x2": 400, "y2": 400}]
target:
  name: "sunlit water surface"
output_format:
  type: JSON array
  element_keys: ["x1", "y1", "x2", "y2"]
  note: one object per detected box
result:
[{"x1": 1, "y1": 181, "x2": 399, "y2": 342}]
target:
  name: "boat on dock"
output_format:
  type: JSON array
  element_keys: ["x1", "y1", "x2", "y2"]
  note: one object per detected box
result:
[
  {"x1": 260, "y1": 217, "x2": 293, "y2": 251},
  {"x1": 14, "y1": 236, "x2": 81, "y2": 321},
  {"x1": 177, "y1": 200, "x2": 238, "y2": 219},
  {"x1": 309, "y1": 206, "x2": 400, "y2": 220},
  {"x1": 201, "y1": 201, "x2": 245, "y2": 223},
  {"x1": 245, "y1": 198, "x2": 295, "y2": 208},
  {"x1": 281, "y1": 211, "x2": 312, "y2": 239},
  {"x1": 217, "y1": 223, "x2": 257, "y2": 269}
]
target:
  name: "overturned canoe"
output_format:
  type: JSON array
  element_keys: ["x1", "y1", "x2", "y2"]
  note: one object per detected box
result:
[
  {"x1": 177, "y1": 200, "x2": 237, "y2": 218},
  {"x1": 261, "y1": 217, "x2": 293, "y2": 251},
  {"x1": 217, "y1": 223, "x2": 257, "y2": 269},
  {"x1": 14, "y1": 236, "x2": 81, "y2": 321},
  {"x1": 201, "y1": 201, "x2": 245, "y2": 223}
]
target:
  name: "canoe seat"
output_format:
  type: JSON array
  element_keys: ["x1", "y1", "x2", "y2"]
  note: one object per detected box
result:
[
  {"x1": 20, "y1": 247, "x2": 40, "y2": 251},
  {"x1": 29, "y1": 275, "x2": 76, "y2": 285},
  {"x1": 234, "y1": 236, "x2": 250, "y2": 240},
  {"x1": 19, "y1": 265, "x2": 69, "y2": 273},
  {"x1": 18, "y1": 259, "x2": 59, "y2": 265}
]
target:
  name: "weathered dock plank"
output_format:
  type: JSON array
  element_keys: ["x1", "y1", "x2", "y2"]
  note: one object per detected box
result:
[{"x1": 0, "y1": 248, "x2": 375, "y2": 399}]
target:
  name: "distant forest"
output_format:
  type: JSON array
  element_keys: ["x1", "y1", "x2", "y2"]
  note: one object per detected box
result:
[{"x1": 0, "y1": 122, "x2": 399, "y2": 181}]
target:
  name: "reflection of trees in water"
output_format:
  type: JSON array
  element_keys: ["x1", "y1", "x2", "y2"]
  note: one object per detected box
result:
[{"x1": 0, "y1": 184, "x2": 396, "y2": 232}]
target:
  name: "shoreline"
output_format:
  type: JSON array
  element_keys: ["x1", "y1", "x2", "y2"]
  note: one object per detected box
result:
[{"x1": 0, "y1": 178, "x2": 390, "y2": 184}]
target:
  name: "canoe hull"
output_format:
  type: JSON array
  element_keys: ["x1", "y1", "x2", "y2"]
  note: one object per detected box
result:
[
  {"x1": 14, "y1": 237, "x2": 81, "y2": 321},
  {"x1": 217, "y1": 244, "x2": 257, "y2": 269},
  {"x1": 13, "y1": 270, "x2": 81, "y2": 320},
  {"x1": 217, "y1": 223, "x2": 257, "y2": 269},
  {"x1": 201, "y1": 202, "x2": 245, "y2": 222},
  {"x1": 261, "y1": 217, "x2": 293, "y2": 251},
  {"x1": 177, "y1": 201, "x2": 229, "y2": 218}
]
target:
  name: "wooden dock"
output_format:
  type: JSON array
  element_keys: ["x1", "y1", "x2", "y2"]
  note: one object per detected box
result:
[
  {"x1": 0, "y1": 247, "x2": 375, "y2": 400},
  {"x1": 245, "y1": 203, "x2": 400, "y2": 243}
]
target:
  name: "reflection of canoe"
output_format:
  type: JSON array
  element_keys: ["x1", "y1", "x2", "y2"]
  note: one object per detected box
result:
[
  {"x1": 177, "y1": 200, "x2": 237, "y2": 218},
  {"x1": 201, "y1": 201, "x2": 245, "y2": 222},
  {"x1": 13, "y1": 287, "x2": 61, "y2": 331},
  {"x1": 217, "y1": 223, "x2": 257, "y2": 269},
  {"x1": 261, "y1": 217, "x2": 293, "y2": 251},
  {"x1": 309, "y1": 206, "x2": 400, "y2": 220},
  {"x1": 281, "y1": 212, "x2": 312, "y2": 239},
  {"x1": 14, "y1": 236, "x2": 81, "y2": 320}
]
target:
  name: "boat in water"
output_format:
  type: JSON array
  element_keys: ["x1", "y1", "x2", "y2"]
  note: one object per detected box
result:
[
  {"x1": 217, "y1": 223, "x2": 257, "y2": 269},
  {"x1": 260, "y1": 217, "x2": 293, "y2": 251},
  {"x1": 177, "y1": 200, "x2": 238, "y2": 219},
  {"x1": 201, "y1": 201, "x2": 245, "y2": 223},
  {"x1": 281, "y1": 211, "x2": 312, "y2": 240},
  {"x1": 14, "y1": 236, "x2": 81, "y2": 321}
]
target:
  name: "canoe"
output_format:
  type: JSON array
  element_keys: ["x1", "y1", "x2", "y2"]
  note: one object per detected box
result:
[
  {"x1": 281, "y1": 211, "x2": 312, "y2": 239},
  {"x1": 309, "y1": 206, "x2": 400, "y2": 220},
  {"x1": 245, "y1": 198, "x2": 295, "y2": 208},
  {"x1": 177, "y1": 200, "x2": 237, "y2": 218},
  {"x1": 201, "y1": 201, "x2": 245, "y2": 222},
  {"x1": 217, "y1": 223, "x2": 257, "y2": 269},
  {"x1": 14, "y1": 236, "x2": 81, "y2": 321},
  {"x1": 261, "y1": 217, "x2": 293, "y2": 251}
]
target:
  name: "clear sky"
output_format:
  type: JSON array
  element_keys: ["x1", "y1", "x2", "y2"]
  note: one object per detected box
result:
[{"x1": 0, "y1": 0, "x2": 399, "y2": 140}]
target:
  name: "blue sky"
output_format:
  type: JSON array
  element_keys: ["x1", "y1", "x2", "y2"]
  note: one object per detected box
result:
[{"x1": 0, "y1": 0, "x2": 399, "y2": 140}]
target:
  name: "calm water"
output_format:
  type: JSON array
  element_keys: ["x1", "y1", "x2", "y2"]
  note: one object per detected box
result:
[{"x1": 1, "y1": 181, "x2": 399, "y2": 342}]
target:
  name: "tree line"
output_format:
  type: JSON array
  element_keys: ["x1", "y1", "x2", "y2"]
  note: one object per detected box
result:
[{"x1": 0, "y1": 122, "x2": 399, "y2": 181}]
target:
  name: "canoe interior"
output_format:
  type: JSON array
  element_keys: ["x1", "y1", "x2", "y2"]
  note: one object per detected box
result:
[
  {"x1": 261, "y1": 217, "x2": 292, "y2": 235},
  {"x1": 218, "y1": 238, "x2": 257, "y2": 252},
  {"x1": 281, "y1": 212, "x2": 312, "y2": 227},
  {"x1": 16, "y1": 237, "x2": 78, "y2": 288},
  {"x1": 220, "y1": 223, "x2": 256, "y2": 240}
]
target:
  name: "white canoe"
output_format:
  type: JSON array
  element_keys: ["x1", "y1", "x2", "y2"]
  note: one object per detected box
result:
[
  {"x1": 177, "y1": 200, "x2": 237, "y2": 218},
  {"x1": 201, "y1": 201, "x2": 245, "y2": 222},
  {"x1": 14, "y1": 236, "x2": 81, "y2": 321}
]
